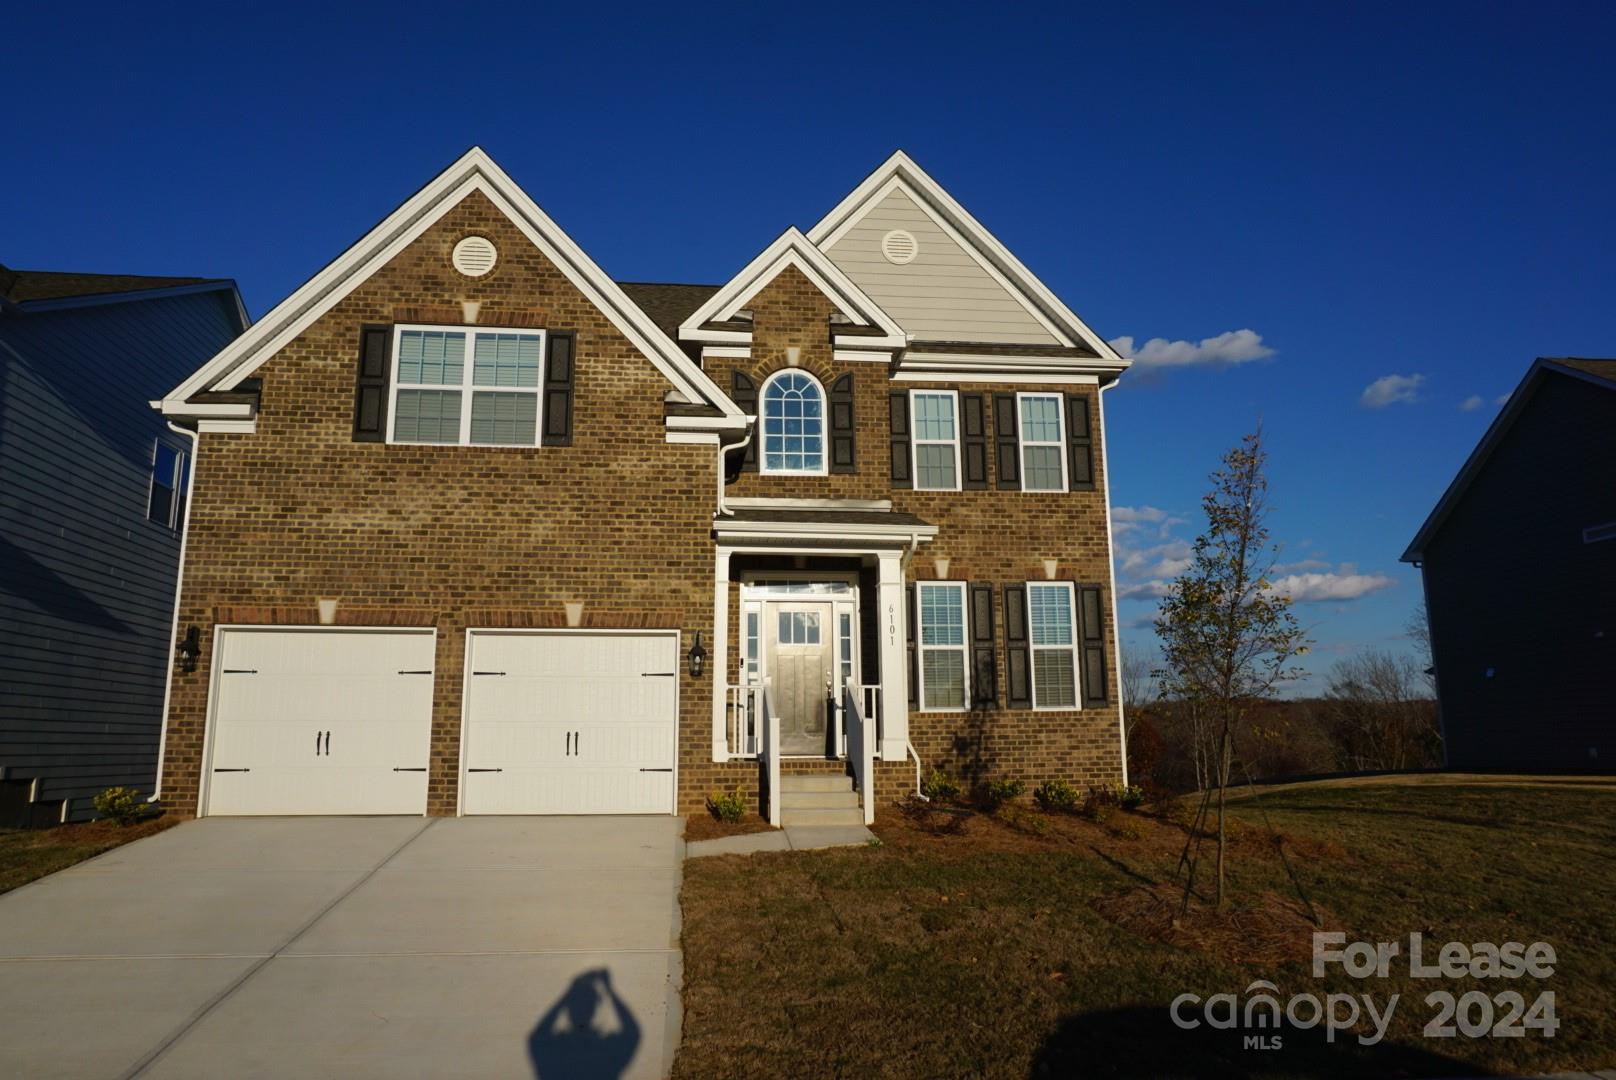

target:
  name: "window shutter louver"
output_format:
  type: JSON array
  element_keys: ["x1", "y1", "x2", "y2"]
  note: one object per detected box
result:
[
  {"x1": 541, "y1": 331, "x2": 576, "y2": 446},
  {"x1": 1065, "y1": 393, "x2": 1095, "y2": 490},
  {"x1": 906, "y1": 583, "x2": 918, "y2": 707},
  {"x1": 352, "y1": 326, "x2": 392, "y2": 442},
  {"x1": 1003, "y1": 584, "x2": 1031, "y2": 708},
  {"x1": 1078, "y1": 584, "x2": 1110, "y2": 706},
  {"x1": 969, "y1": 582, "x2": 998, "y2": 707},
  {"x1": 993, "y1": 393, "x2": 1020, "y2": 489},
  {"x1": 889, "y1": 392, "x2": 913, "y2": 489},
  {"x1": 961, "y1": 394, "x2": 989, "y2": 489},
  {"x1": 732, "y1": 372, "x2": 758, "y2": 472},
  {"x1": 829, "y1": 373, "x2": 856, "y2": 473}
]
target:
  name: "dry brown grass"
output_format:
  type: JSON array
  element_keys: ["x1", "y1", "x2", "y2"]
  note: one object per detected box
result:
[
  {"x1": 0, "y1": 815, "x2": 179, "y2": 894},
  {"x1": 682, "y1": 812, "x2": 776, "y2": 843}
]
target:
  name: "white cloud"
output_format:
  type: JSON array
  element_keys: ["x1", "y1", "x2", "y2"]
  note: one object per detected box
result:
[
  {"x1": 1119, "y1": 580, "x2": 1174, "y2": 601},
  {"x1": 1360, "y1": 373, "x2": 1425, "y2": 408},
  {"x1": 1121, "y1": 540, "x2": 1193, "y2": 581},
  {"x1": 1273, "y1": 558, "x2": 1330, "y2": 574},
  {"x1": 1109, "y1": 329, "x2": 1275, "y2": 374},
  {"x1": 1113, "y1": 505, "x2": 1171, "y2": 524},
  {"x1": 1459, "y1": 395, "x2": 1484, "y2": 412},
  {"x1": 1267, "y1": 570, "x2": 1396, "y2": 603}
]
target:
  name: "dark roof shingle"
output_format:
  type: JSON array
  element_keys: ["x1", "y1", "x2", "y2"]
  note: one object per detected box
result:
[
  {"x1": 0, "y1": 263, "x2": 223, "y2": 304},
  {"x1": 616, "y1": 282, "x2": 720, "y2": 340}
]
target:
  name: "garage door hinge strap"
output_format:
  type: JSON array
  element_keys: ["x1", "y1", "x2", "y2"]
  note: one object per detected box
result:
[
  {"x1": 397, "y1": 670, "x2": 433, "y2": 675},
  {"x1": 472, "y1": 671, "x2": 507, "y2": 676},
  {"x1": 639, "y1": 768, "x2": 673, "y2": 772},
  {"x1": 222, "y1": 669, "x2": 257, "y2": 674},
  {"x1": 642, "y1": 672, "x2": 677, "y2": 677},
  {"x1": 468, "y1": 768, "x2": 504, "y2": 773},
  {"x1": 392, "y1": 767, "x2": 427, "y2": 772},
  {"x1": 213, "y1": 768, "x2": 250, "y2": 772}
]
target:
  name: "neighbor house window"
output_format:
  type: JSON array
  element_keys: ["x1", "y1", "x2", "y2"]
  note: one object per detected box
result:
[
  {"x1": 1018, "y1": 393, "x2": 1067, "y2": 492},
  {"x1": 918, "y1": 581, "x2": 968, "y2": 709},
  {"x1": 761, "y1": 370, "x2": 825, "y2": 473},
  {"x1": 389, "y1": 326, "x2": 543, "y2": 446},
  {"x1": 1028, "y1": 582, "x2": 1078, "y2": 708},
  {"x1": 910, "y1": 390, "x2": 961, "y2": 490},
  {"x1": 147, "y1": 440, "x2": 186, "y2": 528}
]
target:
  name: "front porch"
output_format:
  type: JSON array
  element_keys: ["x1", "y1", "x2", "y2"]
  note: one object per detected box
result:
[{"x1": 709, "y1": 505, "x2": 936, "y2": 826}]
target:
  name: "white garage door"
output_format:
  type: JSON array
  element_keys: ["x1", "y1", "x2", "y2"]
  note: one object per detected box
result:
[
  {"x1": 204, "y1": 629, "x2": 435, "y2": 816},
  {"x1": 462, "y1": 631, "x2": 678, "y2": 815}
]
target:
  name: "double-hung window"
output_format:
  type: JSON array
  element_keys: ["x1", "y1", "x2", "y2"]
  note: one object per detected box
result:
[
  {"x1": 1018, "y1": 393, "x2": 1067, "y2": 492},
  {"x1": 390, "y1": 326, "x2": 544, "y2": 446},
  {"x1": 910, "y1": 390, "x2": 961, "y2": 491},
  {"x1": 1028, "y1": 581, "x2": 1079, "y2": 708},
  {"x1": 917, "y1": 581, "x2": 968, "y2": 709},
  {"x1": 146, "y1": 440, "x2": 186, "y2": 528}
]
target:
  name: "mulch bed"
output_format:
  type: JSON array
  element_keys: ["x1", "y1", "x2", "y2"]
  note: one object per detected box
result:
[
  {"x1": 683, "y1": 813, "x2": 777, "y2": 842},
  {"x1": 1093, "y1": 882, "x2": 1336, "y2": 966}
]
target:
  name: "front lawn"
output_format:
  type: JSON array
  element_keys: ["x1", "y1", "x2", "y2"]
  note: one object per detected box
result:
[
  {"x1": 0, "y1": 816, "x2": 177, "y2": 895},
  {"x1": 676, "y1": 784, "x2": 1616, "y2": 1078}
]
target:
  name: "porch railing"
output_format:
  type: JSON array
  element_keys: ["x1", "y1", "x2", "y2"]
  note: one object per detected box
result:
[
  {"x1": 759, "y1": 682, "x2": 781, "y2": 827},
  {"x1": 859, "y1": 683, "x2": 883, "y2": 746},
  {"x1": 727, "y1": 682, "x2": 763, "y2": 758},
  {"x1": 843, "y1": 685, "x2": 876, "y2": 826}
]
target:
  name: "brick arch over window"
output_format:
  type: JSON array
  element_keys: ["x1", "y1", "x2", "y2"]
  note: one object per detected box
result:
[{"x1": 760, "y1": 369, "x2": 827, "y2": 474}]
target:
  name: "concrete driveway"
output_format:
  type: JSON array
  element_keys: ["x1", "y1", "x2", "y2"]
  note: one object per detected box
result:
[{"x1": 0, "y1": 817, "x2": 684, "y2": 1079}]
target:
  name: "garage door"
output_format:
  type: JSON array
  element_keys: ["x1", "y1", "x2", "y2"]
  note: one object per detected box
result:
[
  {"x1": 462, "y1": 631, "x2": 677, "y2": 814},
  {"x1": 204, "y1": 629, "x2": 435, "y2": 816}
]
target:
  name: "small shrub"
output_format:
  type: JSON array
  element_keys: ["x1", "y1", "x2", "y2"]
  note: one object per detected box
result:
[
  {"x1": 921, "y1": 770, "x2": 962, "y2": 802},
  {"x1": 899, "y1": 794, "x2": 968, "y2": 835},
  {"x1": 977, "y1": 777, "x2": 1026, "y2": 813},
  {"x1": 1116, "y1": 783, "x2": 1146, "y2": 811},
  {"x1": 999, "y1": 804, "x2": 1049, "y2": 836},
  {"x1": 1087, "y1": 802, "x2": 1114, "y2": 826},
  {"x1": 93, "y1": 786, "x2": 148, "y2": 827},
  {"x1": 706, "y1": 788, "x2": 746, "y2": 824},
  {"x1": 1033, "y1": 779, "x2": 1081, "y2": 813}
]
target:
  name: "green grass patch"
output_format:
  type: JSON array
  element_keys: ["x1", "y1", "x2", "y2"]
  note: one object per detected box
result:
[{"x1": 0, "y1": 817, "x2": 178, "y2": 895}]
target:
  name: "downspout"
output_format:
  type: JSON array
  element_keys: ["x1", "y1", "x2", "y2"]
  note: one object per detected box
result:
[
  {"x1": 150, "y1": 418, "x2": 199, "y2": 804},
  {"x1": 900, "y1": 529, "x2": 928, "y2": 799},
  {"x1": 714, "y1": 417, "x2": 755, "y2": 517},
  {"x1": 1097, "y1": 376, "x2": 1129, "y2": 786}
]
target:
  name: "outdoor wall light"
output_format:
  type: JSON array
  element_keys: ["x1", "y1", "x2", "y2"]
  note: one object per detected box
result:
[
  {"x1": 688, "y1": 632, "x2": 707, "y2": 678},
  {"x1": 178, "y1": 626, "x2": 201, "y2": 674}
]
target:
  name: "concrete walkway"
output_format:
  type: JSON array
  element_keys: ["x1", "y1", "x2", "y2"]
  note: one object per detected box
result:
[
  {"x1": 685, "y1": 823, "x2": 876, "y2": 858},
  {"x1": 0, "y1": 816, "x2": 684, "y2": 1080}
]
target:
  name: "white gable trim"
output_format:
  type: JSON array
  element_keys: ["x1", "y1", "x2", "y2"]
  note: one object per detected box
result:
[
  {"x1": 678, "y1": 228, "x2": 907, "y2": 350},
  {"x1": 807, "y1": 152, "x2": 1129, "y2": 367},
  {"x1": 162, "y1": 148, "x2": 740, "y2": 417}
]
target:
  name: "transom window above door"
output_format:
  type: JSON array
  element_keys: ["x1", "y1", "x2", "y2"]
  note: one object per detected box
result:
[
  {"x1": 389, "y1": 326, "x2": 544, "y2": 447},
  {"x1": 761, "y1": 370, "x2": 825, "y2": 474}
]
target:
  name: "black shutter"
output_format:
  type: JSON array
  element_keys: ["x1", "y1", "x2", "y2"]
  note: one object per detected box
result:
[
  {"x1": 889, "y1": 392, "x2": 913, "y2": 489},
  {"x1": 994, "y1": 393, "x2": 1020, "y2": 489},
  {"x1": 906, "y1": 583, "x2": 918, "y2": 707},
  {"x1": 969, "y1": 582, "x2": 998, "y2": 707},
  {"x1": 352, "y1": 326, "x2": 392, "y2": 442},
  {"x1": 961, "y1": 394, "x2": 989, "y2": 489},
  {"x1": 541, "y1": 331, "x2": 576, "y2": 446},
  {"x1": 829, "y1": 373, "x2": 856, "y2": 473},
  {"x1": 1004, "y1": 584, "x2": 1031, "y2": 708},
  {"x1": 1065, "y1": 393, "x2": 1095, "y2": 490},
  {"x1": 732, "y1": 372, "x2": 758, "y2": 472},
  {"x1": 1078, "y1": 584, "x2": 1110, "y2": 706}
]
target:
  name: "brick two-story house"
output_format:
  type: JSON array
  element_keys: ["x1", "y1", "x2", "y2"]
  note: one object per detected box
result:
[{"x1": 154, "y1": 148, "x2": 1130, "y2": 824}]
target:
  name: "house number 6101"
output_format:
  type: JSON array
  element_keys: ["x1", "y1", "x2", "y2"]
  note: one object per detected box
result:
[{"x1": 887, "y1": 602, "x2": 896, "y2": 644}]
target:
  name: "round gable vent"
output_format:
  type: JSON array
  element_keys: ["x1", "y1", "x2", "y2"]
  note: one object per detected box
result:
[
  {"x1": 452, "y1": 235, "x2": 498, "y2": 277},
  {"x1": 881, "y1": 229, "x2": 919, "y2": 265}
]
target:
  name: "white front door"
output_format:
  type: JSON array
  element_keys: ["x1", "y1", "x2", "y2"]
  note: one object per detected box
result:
[
  {"x1": 765, "y1": 603, "x2": 835, "y2": 755},
  {"x1": 204, "y1": 628, "x2": 435, "y2": 816},
  {"x1": 462, "y1": 631, "x2": 678, "y2": 815}
]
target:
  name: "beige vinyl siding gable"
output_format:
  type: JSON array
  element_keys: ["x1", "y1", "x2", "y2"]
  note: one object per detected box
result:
[{"x1": 823, "y1": 187, "x2": 1062, "y2": 346}]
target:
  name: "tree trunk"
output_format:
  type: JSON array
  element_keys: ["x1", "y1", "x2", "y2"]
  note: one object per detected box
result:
[{"x1": 1215, "y1": 723, "x2": 1231, "y2": 908}]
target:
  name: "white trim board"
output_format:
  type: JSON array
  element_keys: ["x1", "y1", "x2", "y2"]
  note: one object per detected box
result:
[
  {"x1": 806, "y1": 152, "x2": 1130, "y2": 367},
  {"x1": 162, "y1": 147, "x2": 740, "y2": 419}
]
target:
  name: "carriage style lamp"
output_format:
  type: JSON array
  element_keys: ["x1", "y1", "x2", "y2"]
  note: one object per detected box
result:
[
  {"x1": 688, "y1": 632, "x2": 707, "y2": 678},
  {"x1": 178, "y1": 626, "x2": 202, "y2": 674}
]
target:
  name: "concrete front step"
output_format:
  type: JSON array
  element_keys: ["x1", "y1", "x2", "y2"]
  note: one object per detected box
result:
[
  {"x1": 781, "y1": 806, "x2": 866, "y2": 827},
  {"x1": 779, "y1": 774, "x2": 853, "y2": 794},
  {"x1": 780, "y1": 789, "x2": 861, "y2": 809}
]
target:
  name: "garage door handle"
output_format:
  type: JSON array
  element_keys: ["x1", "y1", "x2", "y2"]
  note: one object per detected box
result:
[
  {"x1": 393, "y1": 767, "x2": 427, "y2": 772},
  {"x1": 639, "y1": 768, "x2": 673, "y2": 773},
  {"x1": 468, "y1": 768, "x2": 503, "y2": 773},
  {"x1": 213, "y1": 768, "x2": 250, "y2": 773}
]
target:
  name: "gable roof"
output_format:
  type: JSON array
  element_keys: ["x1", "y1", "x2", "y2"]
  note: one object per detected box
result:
[
  {"x1": 805, "y1": 151, "x2": 1127, "y2": 369},
  {"x1": 162, "y1": 148, "x2": 741, "y2": 420},
  {"x1": 617, "y1": 282, "x2": 720, "y2": 340},
  {"x1": 678, "y1": 228, "x2": 907, "y2": 349},
  {"x1": 1401, "y1": 357, "x2": 1616, "y2": 562}
]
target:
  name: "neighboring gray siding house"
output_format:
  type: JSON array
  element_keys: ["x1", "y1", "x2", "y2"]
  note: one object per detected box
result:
[
  {"x1": 1402, "y1": 357, "x2": 1616, "y2": 772},
  {"x1": 0, "y1": 264, "x2": 247, "y2": 823}
]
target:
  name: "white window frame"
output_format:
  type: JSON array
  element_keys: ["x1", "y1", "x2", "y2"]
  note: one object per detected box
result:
[
  {"x1": 1016, "y1": 391, "x2": 1068, "y2": 493},
  {"x1": 916, "y1": 580, "x2": 970, "y2": 712},
  {"x1": 145, "y1": 438, "x2": 186, "y2": 529},
  {"x1": 759, "y1": 369, "x2": 829, "y2": 476},
  {"x1": 909, "y1": 389, "x2": 962, "y2": 492},
  {"x1": 1027, "y1": 580, "x2": 1080, "y2": 710},
  {"x1": 387, "y1": 324, "x2": 546, "y2": 448}
]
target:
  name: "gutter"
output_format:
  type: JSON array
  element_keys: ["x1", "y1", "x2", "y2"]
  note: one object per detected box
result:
[
  {"x1": 150, "y1": 418, "x2": 200, "y2": 804},
  {"x1": 715, "y1": 417, "x2": 755, "y2": 518}
]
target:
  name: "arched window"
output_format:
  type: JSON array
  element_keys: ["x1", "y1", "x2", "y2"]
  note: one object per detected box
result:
[{"x1": 761, "y1": 370, "x2": 826, "y2": 474}]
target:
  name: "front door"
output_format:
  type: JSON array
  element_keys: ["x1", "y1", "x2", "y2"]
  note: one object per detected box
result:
[{"x1": 766, "y1": 602, "x2": 834, "y2": 755}]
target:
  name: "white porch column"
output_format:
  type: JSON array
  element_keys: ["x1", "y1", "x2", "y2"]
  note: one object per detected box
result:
[
  {"x1": 712, "y1": 547, "x2": 731, "y2": 761},
  {"x1": 877, "y1": 550, "x2": 908, "y2": 760}
]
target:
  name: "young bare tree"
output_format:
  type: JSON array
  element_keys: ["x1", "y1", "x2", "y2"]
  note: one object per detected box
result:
[
  {"x1": 1156, "y1": 427, "x2": 1309, "y2": 909},
  {"x1": 1324, "y1": 649, "x2": 1442, "y2": 771},
  {"x1": 1405, "y1": 602, "x2": 1437, "y2": 697},
  {"x1": 1119, "y1": 648, "x2": 1156, "y2": 744}
]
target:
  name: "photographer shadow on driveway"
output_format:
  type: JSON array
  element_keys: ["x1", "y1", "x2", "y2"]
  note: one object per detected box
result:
[{"x1": 530, "y1": 967, "x2": 641, "y2": 1080}]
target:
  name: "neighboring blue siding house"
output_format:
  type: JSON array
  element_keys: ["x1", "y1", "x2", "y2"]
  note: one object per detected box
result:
[{"x1": 0, "y1": 264, "x2": 247, "y2": 824}]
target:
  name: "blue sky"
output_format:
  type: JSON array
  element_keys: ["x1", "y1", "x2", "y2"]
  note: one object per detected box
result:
[{"x1": 6, "y1": 2, "x2": 1613, "y2": 692}]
